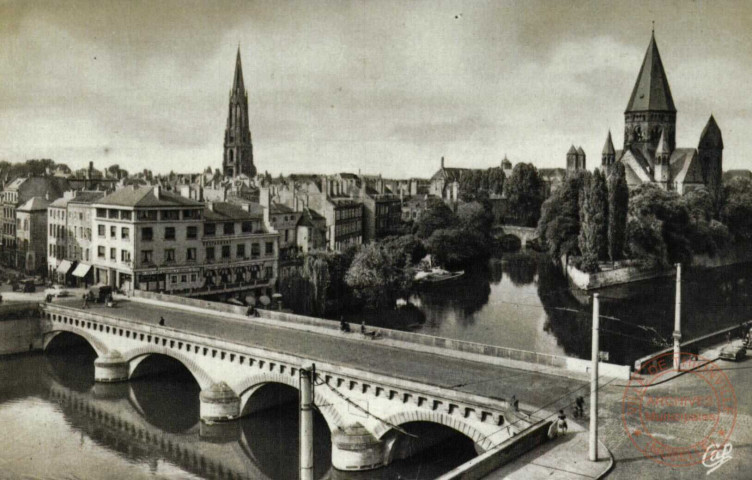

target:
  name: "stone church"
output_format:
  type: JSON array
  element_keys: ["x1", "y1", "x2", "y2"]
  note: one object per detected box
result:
[
  {"x1": 223, "y1": 48, "x2": 257, "y2": 178},
  {"x1": 597, "y1": 32, "x2": 723, "y2": 200}
]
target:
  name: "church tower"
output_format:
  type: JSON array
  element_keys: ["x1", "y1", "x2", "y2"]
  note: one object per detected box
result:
[
  {"x1": 601, "y1": 131, "x2": 615, "y2": 168},
  {"x1": 223, "y1": 48, "x2": 256, "y2": 178},
  {"x1": 698, "y1": 115, "x2": 724, "y2": 204},
  {"x1": 624, "y1": 32, "x2": 677, "y2": 157}
]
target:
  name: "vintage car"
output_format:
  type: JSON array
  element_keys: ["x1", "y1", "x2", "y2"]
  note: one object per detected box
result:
[
  {"x1": 719, "y1": 343, "x2": 747, "y2": 362},
  {"x1": 44, "y1": 285, "x2": 71, "y2": 298}
]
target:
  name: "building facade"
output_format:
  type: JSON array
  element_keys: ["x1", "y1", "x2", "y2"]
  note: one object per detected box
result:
[{"x1": 16, "y1": 197, "x2": 49, "y2": 275}]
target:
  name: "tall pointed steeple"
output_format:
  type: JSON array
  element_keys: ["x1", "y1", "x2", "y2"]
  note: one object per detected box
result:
[
  {"x1": 232, "y1": 46, "x2": 245, "y2": 94},
  {"x1": 223, "y1": 47, "x2": 256, "y2": 178},
  {"x1": 601, "y1": 131, "x2": 615, "y2": 167},
  {"x1": 624, "y1": 31, "x2": 677, "y2": 154}
]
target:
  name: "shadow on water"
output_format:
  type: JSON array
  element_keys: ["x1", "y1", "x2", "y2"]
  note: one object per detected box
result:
[
  {"x1": 128, "y1": 354, "x2": 200, "y2": 433},
  {"x1": 240, "y1": 383, "x2": 331, "y2": 480},
  {"x1": 44, "y1": 332, "x2": 97, "y2": 392}
]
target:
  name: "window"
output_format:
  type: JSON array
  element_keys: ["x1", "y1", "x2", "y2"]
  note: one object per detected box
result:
[
  {"x1": 265, "y1": 266, "x2": 274, "y2": 279},
  {"x1": 206, "y1": 247, "x2": 215, "y2": 261},
  {"x1": 97, "y1": 246, "x2": 105, "y2": 258},
  {"x1": 110, "y1": 226, "x2": 117, "y2": 238},
  {"x1": 164, "y1": 227, "x2": 175, "y2": 240},
  {"x1": 98, "y1": 225, "x2": 105, "y2": 237},
  {"x1": 221, "y1": 245, "x2": 230, "y2": 258},
  {"x1": 223, "y1": 223, "x2": 235, "y2": 235},
  {"x1": 110, "y1": 248, "x2": 116, "y2": 260},
  {"x1": 187, "y1": 226, "x2": 197, "y2": 239},
  {"x1": 165, "y1": 249, "x2": 175, "y2": 263},
  {"x1": 121, "y1": 250, "x2": 131, "y2": 262},
  {"x1": 137, "y1": 210, "x2": 157, "y2": 221},
  {"x1": 161, "y1": 210, "x2": 179, "y2": 221},
  {"x1": 204, "y1": 223, "x2": 216, "y2": 236},
  {"x1": 183, "y1": 209, "x2": 199, "y2": 219},
  {"x1": 96, "y1": 209, "x2": 106, "y2": 218},
  {"x1": 251, "y1": 243, "x2": 260, "y2": 258},
  {"x1": 186, "y1": 247, "x2": 196, "y2": 261},
  {"x1": 142, "y1": 227, "x2": 153, "y2": 241},
  {"x1": 181, "y1": 275, "x2": 187, "y2": 283},
  {"x1": 171, "y1": 275, "x2": 177, "y2": 284},
  {"x1": 265, "y1": 242, "x2": 273, "y2": 255},
  {"x1": 108, "y1": 209, "x2": 119, "y2": 219},
  {"x1": 191, "y1": 273, "x2": 197, "y2": 282},
  {"x1": 241, "y1": 221, "x2": 252, "y2": 233},
  {"x1": 85, "y1": 249, "x2": 89, "y2": 261},
  {"x1": 122, "y1": 227, "x2": 129, "y2": 240},
  {"x1": 285, "y1": 230, "x2": 289, "y2": 242},
  {"x1": 141, "y1": 250, "x2": 153, "y2": 264},
  {"x1": 236, "y1": 244, "x2": 245, "y2": 257},
  {"x1": 121, "y1": 211, "x2": 132, "y2": 220},
  {"x1": 86, "y1": 228, "x2": 91, "y2": 239}
]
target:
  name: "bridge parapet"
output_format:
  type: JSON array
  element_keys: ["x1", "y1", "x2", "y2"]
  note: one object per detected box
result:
[{"x1": 41, "y1": 302, "x2": 524, "y2": 471}]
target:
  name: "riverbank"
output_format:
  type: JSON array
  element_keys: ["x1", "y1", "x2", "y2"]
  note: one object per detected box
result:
[
  {"x1": 564, "y1": 242, "x2": 752, "y2": 291},
  {"x1": 0, "y1": 303, "x2": 42, "y2": 355}
]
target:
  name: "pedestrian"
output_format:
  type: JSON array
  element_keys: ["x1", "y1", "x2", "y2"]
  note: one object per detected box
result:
[
  {"x1": 82, "y1": 292, "x2": 88, "y2": 309},
  {"x1": 575, "y1": 396, "x2": 585, "y2": 417},
  {"x1": 361, "y1": 320, "x2": 366, "y2": 335},
  {"x1": 510, "y1": 394, "x2": 516, "y2": 411},
  {"x1": 340, "y1": 316, "x2": 350, "y2": 333},
  {"x1": 159, "y1": 316, "x2": 165, "y2": 326},
  {"x1": 726, "y1": 331, "x2": 732, "y2": 344},
  {"x1": 557, "y1": 409, "x2": 568, "y2": 435}
]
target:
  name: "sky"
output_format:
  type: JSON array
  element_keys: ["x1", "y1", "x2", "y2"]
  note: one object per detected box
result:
[{"x1": 1, "y1": 0, "x2": 751, "y2": 178}]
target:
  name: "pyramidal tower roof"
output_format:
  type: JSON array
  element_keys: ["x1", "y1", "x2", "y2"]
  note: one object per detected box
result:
[
  {"x1": 626, "y1": 32, "x2": 676, "y2": 113},
  {"x1": 232, "y1": 47, "x2": 245, "y2": 93},
  {"x1": 699, "y1": 115, "x2": 724, "y2": 149},
  {"x1": 602, "y1": 131, "x2": 615, "y2": 155},
  {"x1": 567, "y1": 145, "x2": 578, "y2": 155}
]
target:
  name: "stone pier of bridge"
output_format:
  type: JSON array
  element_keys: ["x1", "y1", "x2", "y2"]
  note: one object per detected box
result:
[{"x1": 40, "y1": 301, "x2": 530, "y2": 471}]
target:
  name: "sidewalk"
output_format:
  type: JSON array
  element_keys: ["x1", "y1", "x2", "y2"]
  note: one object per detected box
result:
[{"x1": 485, "y1": 419, "x2": 612, "y2": 480}]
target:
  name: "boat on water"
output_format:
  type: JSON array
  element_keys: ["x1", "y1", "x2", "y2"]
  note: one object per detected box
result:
[{"x1": 414, "y1": 267, "x2": 465, "y2": 284}]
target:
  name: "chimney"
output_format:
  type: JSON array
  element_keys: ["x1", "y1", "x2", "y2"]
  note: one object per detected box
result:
[
  {"x1": 153, "y1": 185, "x2": 161, "y2": 199},
  {"x1": 88, "y1": 161, "x2": 94, "y2": 180},
  {"x1": 206, "y1": 201, "x2": 214, "y2": 211},
  {"x1": 441, "y1": 156, "x2": 445, "y2": 169}
]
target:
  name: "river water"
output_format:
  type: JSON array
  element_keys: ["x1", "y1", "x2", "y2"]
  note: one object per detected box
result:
[{"x1": 369, "y1": 252, "x2": 752, "y2": 366}]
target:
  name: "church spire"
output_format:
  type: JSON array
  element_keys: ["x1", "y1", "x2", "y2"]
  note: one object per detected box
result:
[
  {"x1": 626, "y1": 32, "x2": 676, "y2": 113},
  {"x1": 232, "y1": 46, "x2": 245, "y2": 94}
]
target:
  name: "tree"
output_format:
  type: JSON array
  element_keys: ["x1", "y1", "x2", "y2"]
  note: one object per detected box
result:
[
  {"x1": 627, "y1": 184, "x2": 692, "y2": 267},
  {"x1": 457, "y1": 201, "x2": 494, "y2": 238},
  {"x1": 592, "y1": 169, "x2": 609, "y2": 260},
  {"x1": 607, "y1": 162, "x2": 629, "y2": 262},
  {"x1": 425, "y1": 228, "x2": 489, "y2": 269},
  {"x1": 577, "y1": 172, "x2": 598, "y2": 272},
  {"x1": 345, "y1": 244, "x2": 414, "y2": 310},
  {"x1": 682, "y1": 187, "x2": 729, "y2": 255},
  {"x1": 537, "y1": 172, "x2": 585, "y2": 259},
  {"x1": 413, "y1": 198, "x2": 458, "y2": 238},
  {"x1": 505, "y1": 163, "x2": 545, "y2": 227},
  {"x1": 720, "y1": 177, "x2": 752, "y2": 241}
]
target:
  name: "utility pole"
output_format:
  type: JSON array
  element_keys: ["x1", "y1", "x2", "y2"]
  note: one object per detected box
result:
[
  {"x1": 589, "y1": 293, "x2": 599, "y2": 462},
  {"x1": 299, "y1": 364, "x2": 315, "y2": 480},
  {"x1": 673, "y1": 263, "x2": 682, "y2": 371}
]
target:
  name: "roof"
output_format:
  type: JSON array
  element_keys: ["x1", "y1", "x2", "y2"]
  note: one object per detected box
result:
[
  {"x1": 17, "y1": 196, "x2": 50, "y2": 212},
  {"x1": 656, "y1": 129, "x2": 670, "y2": 156},
  {"x1": 232, "y1": 47, "x2": 245, "y2": 93},
  {"x1": 602, "y1": 131, "x2": 615, "y2": 155},
  {"x1": 68, "y1": 191, "x2": 106, "y2": 205},
  {"x1": 49, "y1": 197, "x2": 71, "y2": 208},
  {"x1": 670, "y1": 148, "x2": 702, "y2": 185},
  {"x1": 567, "y1": 145, "x2": 578, "y2": 155},
  {"x1": 699, "y1": 115, "x2": 723, "y2": 149},
  {"x1": 270, "y1": 203, "x2": 294, "y2": 214},
  {"x1": 576, "y1": 146, "x2": 585, "y2": 156},
  {"x1": 431, "y1": 167, "x2": 472, "y2": 183},
  {"x1": 204, "y1": 202, "x2": 262, "y2": 222},
  {"x1": 97, "y1": 186, "x2": 203, "y2": 208},
  {"x1": 626, "y1": 33, "x2": 676, "y2": 113}
]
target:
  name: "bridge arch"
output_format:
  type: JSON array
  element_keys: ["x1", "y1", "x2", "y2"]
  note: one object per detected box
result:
[
  {"x1": 43, "y1": 328, "x2": 108, "y2": 358},
  {"x1": 372, "y1": 410, "x2": 495, "y2": 452},
  {"x1": 234, "y1": 374, "x2": 343, "y2": 432},
  {"x1": 120, "y1": 346, "x2": 215, "y2": 390}
]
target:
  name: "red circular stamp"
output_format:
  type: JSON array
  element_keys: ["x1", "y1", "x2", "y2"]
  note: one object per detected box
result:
[{"x1": 622, "y1": 351, "x2": 737, "y2": 468}]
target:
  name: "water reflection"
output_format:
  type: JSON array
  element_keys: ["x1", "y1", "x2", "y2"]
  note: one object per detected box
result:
[{"x1": 377, "y1": 252, "x2": 752, "y2": 366}]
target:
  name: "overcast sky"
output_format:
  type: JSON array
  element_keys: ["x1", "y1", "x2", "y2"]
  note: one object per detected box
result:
[{"x1": 1, "y1": 0, "x2": 750, "y2": 178}]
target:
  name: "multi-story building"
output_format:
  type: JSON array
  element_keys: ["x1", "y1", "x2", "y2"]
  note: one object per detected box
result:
[
  {"x1": 16, "y1": 197, "x2": 49, "y2": 275},
  {"x1": 91, "y1": 185, "x2": 205, "y2": 292},
  {"x1": 200, "y1": 201, "x2": 278, "y2": 298},
  {"x1": 1, "y1": 175, "x2": 68, "y2": 268},
  {"x1": 269, "y1": 203, "x2": 301, "y2": 262},
  {"x1": 47, "y1": 195, "x2": 70, "y2": 283}
]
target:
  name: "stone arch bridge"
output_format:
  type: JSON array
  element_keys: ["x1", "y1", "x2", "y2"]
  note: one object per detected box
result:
[{"x1": 41, "y1": 302, "x2": 531, "y2": 471}]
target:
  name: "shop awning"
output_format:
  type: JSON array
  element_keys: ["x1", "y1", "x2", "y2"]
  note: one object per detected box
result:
[
  {"x1": 72, "y1": 263, "x2": 92, "y2": 278},
  {"x1": 56, "y1": 260, "x2": 73, "y2": 275}
]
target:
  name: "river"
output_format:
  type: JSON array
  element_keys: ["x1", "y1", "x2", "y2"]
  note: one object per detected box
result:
[{"x1": 354, "y1": 252, "x2": 752, "y2": 366}]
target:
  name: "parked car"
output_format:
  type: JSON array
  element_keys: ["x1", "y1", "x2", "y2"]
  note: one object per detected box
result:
[
  {"x1": 719, "y1": 343, "x2": 747, "y2": 362},
  {"x1": 89, "y1": 285, "x2": 113, "y2": 303},
  {"x1": 44, "y1": 285, "x2": 70, "y2": 298}
]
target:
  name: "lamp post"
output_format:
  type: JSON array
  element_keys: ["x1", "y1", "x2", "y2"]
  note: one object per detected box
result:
[
  {"x1": 589, "y1": 293, "x2": 599, "y2": 462},
  {"x1": 300, "y1": 364, "x2": 315, "y2": 480},
  {"x1": 673, "y1": 263, "x2": 682, "y2": 371}
]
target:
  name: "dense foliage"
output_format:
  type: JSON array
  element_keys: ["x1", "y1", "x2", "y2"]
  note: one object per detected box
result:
[
  {"x1": 345, "y1": 243, "x2": 414, "y2": 310},
  {"x1": 458, "y1": 167, "x2": 506, "y2": 202},
  {"x1": 537, "y1": 172, "x2": 585, "y2": 259},
  {"x1": 578, "y1": 170, "x2": 609, "y2": 272},
  {"x1": 720, "y1": 178, "x2": 752, "y2": 241},
  {"x1": 505, "y1": 163, "x2": 545, "y2": 227},
  {"x1": 607, "y1": 162, "x2": 629, "y2": 262},
  {"x1": 413, "y1": 198, "x2": 458, "y2": 239}
]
